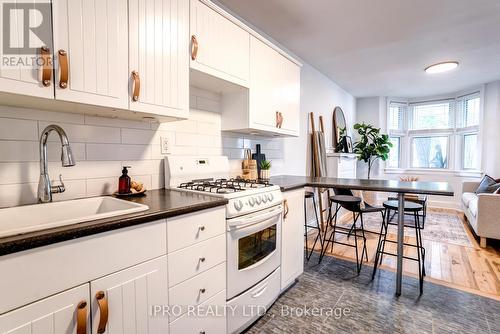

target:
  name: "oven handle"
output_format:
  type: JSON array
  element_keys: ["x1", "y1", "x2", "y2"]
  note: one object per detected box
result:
[
  {"x1": 251, "y1": 283, "x2": 268, "y2": 298},
  {"x1": 227, "y1": 205, "x2": 283, "y2": 230}
]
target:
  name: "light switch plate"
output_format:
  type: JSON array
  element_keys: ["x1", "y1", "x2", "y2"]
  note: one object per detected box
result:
[{"x1": 160, "y1": 136, "x2": 170, "y2": 154}]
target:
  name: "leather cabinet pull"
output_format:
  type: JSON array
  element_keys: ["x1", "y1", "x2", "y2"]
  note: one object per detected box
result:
[
  {"x1": 131, "y1": 71, "x2": 140, "y2": 101},
  {"x1": 96, "y1": 291, "x2": 109, "y2": 334},
  {"x1": 40, "y1": 46, "x2": 52, "y2": 87},
  {"x1": 191, "y1": 35, "x2": 199, "y2": 60},
  {"x1": 58, "y1": 49, "x2": 68, "y2": 89},
  {"x1": 76, "y1": 301, "x2": 87, "y2": 334}
]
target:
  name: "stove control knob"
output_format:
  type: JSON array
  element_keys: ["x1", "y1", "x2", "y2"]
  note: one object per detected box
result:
[
  {"x1": 248, "y1": 197, "x2": 255, "y2": 206},
  {"x1": 255, "y1": 196, "x2": 262, "y2": 205},
  {"x1": 234, "y1": 200, "x2": 243, "y2": 211},
  {"x1": 267, "y1": 193, "x2": 274, "y2": 202}
]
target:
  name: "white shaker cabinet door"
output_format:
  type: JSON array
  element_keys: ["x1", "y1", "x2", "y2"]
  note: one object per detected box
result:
[
  {"x1": 278, "y1": 57, "x2": 300, "y2": 135},
  {"x1": 0, "y1": 284, "x2": 90, "y2": 334},
  {"x1": 0, "y1": 0, "x2": 54, "y2": 99},
  {"x1": 52, "y1": 0, "x2": 129, "y2": 109},
  {"x1": 128, "y1": 0, "x2": 189, "y2": 118},
  {"x1": 90, "y1": 256, "x2": 169, "y2": 334},
  {"x1": 249, "y1": 36, "x2": 279, "y2": 130},
  {"x1": 190, "y1": 0, "x2": 249, "y2": 86}
]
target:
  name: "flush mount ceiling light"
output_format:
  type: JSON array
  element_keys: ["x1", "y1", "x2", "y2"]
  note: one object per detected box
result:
[{"x1": 425, "y1": 61, "x2": 459, "y2": 74}]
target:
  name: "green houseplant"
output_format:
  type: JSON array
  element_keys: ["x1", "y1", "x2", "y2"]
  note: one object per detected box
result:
[
  {"x1": 353, "y1": 123, "x2": 392, "y2": 179},
  {"x1": 259, "y1": 160, "x2": 271, "y2": 180}
]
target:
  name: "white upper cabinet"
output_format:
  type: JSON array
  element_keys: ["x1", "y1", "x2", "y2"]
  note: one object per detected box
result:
[
  {"x1": 52, "y1": 0, "x2": 129, "y2": 109},
  {"x1": 190, "y1": 0, "x2": 250, "y2": 86},
  {"x1": 0, "y1": 0, "x2": 54, "y2": 99},
  {"x1": 129, "y1": 0, "x2": 189, "y2": 119}
]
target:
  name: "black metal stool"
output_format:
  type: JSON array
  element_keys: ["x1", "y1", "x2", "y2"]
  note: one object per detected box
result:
[
  {"x1": 372, "y1": 200, "x2": 426, "y2": 293},
  {"x1": 304, "y1": 191, "x2": 323, "y2": 260},
  {"x1": 319, "y1": 194, "x2": 384, "y2": 274}
]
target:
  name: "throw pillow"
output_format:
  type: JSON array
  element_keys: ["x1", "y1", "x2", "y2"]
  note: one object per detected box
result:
[{"x1": 475, "y1": 175, "x2": 500, "y2": 194}]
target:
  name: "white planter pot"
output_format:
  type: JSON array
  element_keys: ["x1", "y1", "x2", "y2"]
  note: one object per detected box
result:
[{"x1": 259, "y1": 169, "x2": 270, "y2": 180}]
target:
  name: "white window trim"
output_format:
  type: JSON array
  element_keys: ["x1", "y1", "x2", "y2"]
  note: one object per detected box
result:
[{"x1": 386, "y1": 87, "x2": 484, "y2": 175}]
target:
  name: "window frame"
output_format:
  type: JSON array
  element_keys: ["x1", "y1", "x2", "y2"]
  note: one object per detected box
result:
[{"x1": 385, "y1": 89, "x2": 483, "y2": 174}]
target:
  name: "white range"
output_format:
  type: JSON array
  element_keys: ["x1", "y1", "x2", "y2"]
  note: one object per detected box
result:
[{"x1": 164, "y1": 155, "x2": 283, "y2": 333}]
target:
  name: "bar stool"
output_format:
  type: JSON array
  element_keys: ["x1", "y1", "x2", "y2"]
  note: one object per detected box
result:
[
  {"x1": 372, "y1": 200, "x2": 426, "y2": 293},
  {"x1": 304, "y1": 191, "x2": 323, "y2": 260},
  {"x1": 319, "y1": 190, "x2": 384, "y2": 274}
]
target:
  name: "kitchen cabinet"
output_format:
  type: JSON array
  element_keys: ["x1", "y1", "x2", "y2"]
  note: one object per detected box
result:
[
  {"x1": 52, "y1": 0, "x2": 129, "y2": 109},
  {"x1": 249, "y1": 36, "x2": 300, "y2": 136},
  {"x1": 220, "y1": 36, "x2": 301, "y2": 137},
  {"x1": 129, "y1": 0, "x2": 189, "y2": 118},
  {"x1": 90, "y1": 256, "x2": 169, "y2": 334},
  {"x1": 190, "y1": 0, "x2": 250, "y2": 86},
  {"x1": 0, "y1": 0, "x2": 54, "y2": 99},
  {"x1": 0, "y1": 284, "x2": 90, "y2": 334},
  {"x1": 281, "y1": 188, "x2": 305, "y2": 290}
]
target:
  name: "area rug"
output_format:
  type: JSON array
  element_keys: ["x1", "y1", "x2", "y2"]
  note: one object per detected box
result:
[
  {"x1": 336, "y1": 210, "x2": 473, "y2": 247},
  {"x1": 246, "y1": 254, "x2": 499, "y2": 334}
]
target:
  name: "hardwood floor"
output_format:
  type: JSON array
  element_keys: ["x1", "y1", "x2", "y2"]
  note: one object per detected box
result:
[{"x1": 305, "y1": 209, "x2": 500, "y2": 300}]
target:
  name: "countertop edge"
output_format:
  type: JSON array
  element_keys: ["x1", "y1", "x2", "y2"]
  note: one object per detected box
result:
[{"x1": 0, "y1": 195, "x2": 227, "y2": 257}]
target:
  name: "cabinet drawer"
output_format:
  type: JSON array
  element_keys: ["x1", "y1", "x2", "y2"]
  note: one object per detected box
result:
[
  {"x1": 0, "y1": 220, "x2": 166, "y2": 314},
  {"x1": 227, "y1": 268, "x2": 280, "y2": 334},
  {"x1": 168, "y1": 234, "x2": 226, "y2": 286},
  {"x1": 170, "y1": 289, "x2": 226, "y2": 334},
  {"x1": 169, "y1": 262, "x2": 226, "y2": 321},
  {"x1": 167, "y1": 207, "x2": 225, "y2": 252}
]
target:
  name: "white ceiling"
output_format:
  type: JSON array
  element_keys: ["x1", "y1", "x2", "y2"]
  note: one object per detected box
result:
[{"x1": 217, "y1": 0, "x2": 500, "y2": 98}]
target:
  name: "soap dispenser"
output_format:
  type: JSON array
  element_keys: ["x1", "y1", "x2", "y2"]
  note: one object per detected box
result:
[{"x1": 118, "y1": 166, "x2": 132, "y2": 194}]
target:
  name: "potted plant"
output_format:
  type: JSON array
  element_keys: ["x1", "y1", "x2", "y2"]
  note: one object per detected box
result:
[
  {"x1": 259, "y1": 160, "x2": 272, "y2": 180},
  {"x1": 353, "y1": 123, "x2": 392, "y2": 179}
]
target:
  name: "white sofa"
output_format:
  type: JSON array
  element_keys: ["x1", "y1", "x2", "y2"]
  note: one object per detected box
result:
[{"x1": 462, "y1": 181, "x2": 500, "y2": 247}]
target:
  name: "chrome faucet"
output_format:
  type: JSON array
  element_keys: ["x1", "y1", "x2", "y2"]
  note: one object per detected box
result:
[{"x1": 38, "y1": 125, "x2": 75, "y2": 203}]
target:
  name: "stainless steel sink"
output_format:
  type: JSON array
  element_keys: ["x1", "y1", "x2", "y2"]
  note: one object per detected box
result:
[{"x1": 0, "y1": 197, "x2": 149, "y2": 238}]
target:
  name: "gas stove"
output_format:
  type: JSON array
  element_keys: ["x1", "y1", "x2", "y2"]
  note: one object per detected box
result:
[{"x1": 164, "y1": 156, "x2": 282, "y2": 218}]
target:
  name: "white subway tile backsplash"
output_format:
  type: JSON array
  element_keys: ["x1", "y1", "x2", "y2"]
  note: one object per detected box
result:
[
  {"x1": 86, "y1": 144, "x2": 152, "y2": 161},
  {"x1": 46, "y1": 142, "x2": 86, "y2": 162},
  {"x1": 0, "y1": 141, "x2": 38, "y2": 162},
  {"x1": 39, "y1": 121, "x2": 121, "y2": 144},
  {"x1": 0, "y1": 106, "x2": 84, "y2": 124},
  {"x1": 121, "y1": 128, "x2": 156, "y2": 145},
  {"x1": 0, "y1": 162, "x2": 38, "y2": 185},
  {"x1": 86, "y1": 177, "x2": 117, "y2": 197},
  {"x1": 0, "y1": 183, "x2": 37, "y2": 207},
  {"x1": 0, "y1": 118, "x2": 38, "y2": 140}
]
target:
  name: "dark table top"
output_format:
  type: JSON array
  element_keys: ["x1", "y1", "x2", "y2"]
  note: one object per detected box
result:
[
  {"x1": 0, "y1": 189, "x2": 228, "y2": 256},
  {"x1": 270, "y1": 175, "x2": 455, "y2": 196}
]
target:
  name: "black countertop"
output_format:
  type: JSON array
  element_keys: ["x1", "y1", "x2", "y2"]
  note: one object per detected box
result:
[
  {"x1": 0, "y1": 189, "x2": 227, "y2": 256},
  {"x1": 270, "y1": 175, "x2": 455, "y2": 196}
]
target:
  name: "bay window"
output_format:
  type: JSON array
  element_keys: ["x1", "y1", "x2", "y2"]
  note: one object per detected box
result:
[{"x1": 387, "y1": 92, "x2": 481, "y2": 172}]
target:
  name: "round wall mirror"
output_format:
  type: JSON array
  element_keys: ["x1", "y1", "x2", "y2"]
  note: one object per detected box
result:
[{"x1": 332, "y1": 106, "x2": 348, "y2": 153}]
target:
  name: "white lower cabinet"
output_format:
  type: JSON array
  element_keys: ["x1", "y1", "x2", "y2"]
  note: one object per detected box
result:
[
  {"x1": 0, "y1": 284, "x2": 90, "y2": 334},
  {"x1": 281, "y1": 188, "x2": 305, "y2": 290},
  {"x1": 0, "y1": 208, "x2": 228, "y2": 334},
  {"x1": 169, "y1": 290, "x2": 227, "y2": 334},
  {"x1": 90, "y1": 256, "x2": 169, "y2": 334}
]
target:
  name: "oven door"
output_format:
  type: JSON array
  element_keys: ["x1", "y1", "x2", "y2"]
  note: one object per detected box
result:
[{"x1": 227, "y1": 205, "x2": 282, "y2": 300}]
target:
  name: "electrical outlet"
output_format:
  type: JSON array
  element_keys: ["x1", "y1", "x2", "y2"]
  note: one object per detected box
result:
[{"x1": 160, "y1": 136, "x2": 170, "y2": 155}]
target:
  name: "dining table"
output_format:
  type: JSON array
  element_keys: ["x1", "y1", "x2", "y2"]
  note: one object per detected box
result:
[{"x1": 269, "y1": 175, "x2": 455, "y2": 296}]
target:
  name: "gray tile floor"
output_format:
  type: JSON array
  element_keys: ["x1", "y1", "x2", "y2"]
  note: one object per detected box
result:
[{"x1": 246, "y1": 254, "x2": 500, "y2": 334}]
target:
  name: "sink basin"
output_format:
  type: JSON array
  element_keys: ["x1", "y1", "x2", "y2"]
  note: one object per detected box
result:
[{"x1": 0, "y1": 197, "x2": 149, "y2": 238}]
